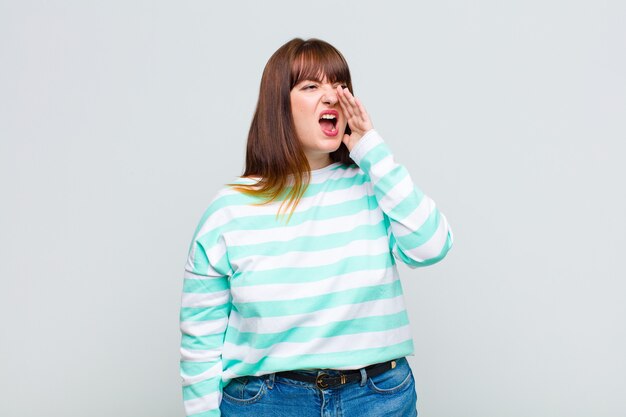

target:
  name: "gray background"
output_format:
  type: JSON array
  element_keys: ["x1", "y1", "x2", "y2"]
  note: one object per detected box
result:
[{"x1": 1, "y1": 1, "x2": 624, "y2": 416}]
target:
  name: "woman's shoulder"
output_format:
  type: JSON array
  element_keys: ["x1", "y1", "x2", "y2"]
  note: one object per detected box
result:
[
  {"x1": 195, "y1": 178, "x2": 247, "y2": 218},
  {"x1": 207, "y1": 176, "x2": 268, "y2": 211},
  {"x1": 190, "y1": 183, "x2": 242, "y2": 240}
]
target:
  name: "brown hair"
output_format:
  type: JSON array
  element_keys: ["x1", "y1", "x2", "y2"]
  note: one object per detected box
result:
[{"x1": 225, "y1": 37, "x2": 356, "y2": 224}]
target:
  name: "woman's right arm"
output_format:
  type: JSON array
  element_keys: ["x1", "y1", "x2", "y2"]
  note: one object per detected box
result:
[{"x1": 179, "y1": 202, "x2": 232, "y2": 417}]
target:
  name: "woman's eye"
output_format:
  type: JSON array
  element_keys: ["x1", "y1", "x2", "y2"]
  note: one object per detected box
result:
[{"x1": 305, "y1": 85, "x2": 317, "y2": 89}]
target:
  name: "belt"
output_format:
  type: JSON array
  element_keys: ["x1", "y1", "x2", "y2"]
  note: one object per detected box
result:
[{"x1": 274, "y1": 359, "x2": 398, "y2": 389}]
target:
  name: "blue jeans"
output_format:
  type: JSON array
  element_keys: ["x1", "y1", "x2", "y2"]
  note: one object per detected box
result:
[{"x1": 220, "y1": 356, "x2": 418, "y2": 416}]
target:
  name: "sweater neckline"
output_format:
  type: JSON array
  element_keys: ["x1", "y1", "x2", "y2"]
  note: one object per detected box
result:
[
  {"x1": 238, "y1": 162, "x2": 342, "y2": 182},
  {"x1": 309, "y1": 161, "x2": 342, "y2": 175}
]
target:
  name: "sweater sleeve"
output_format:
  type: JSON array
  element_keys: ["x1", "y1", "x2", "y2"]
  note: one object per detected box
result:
[
  {"x1": 179, "y1": 206, "x2": 233, "y2": 417},
  {"x1": 349, "y1": 129, "x2": 454, "y2": 268}
]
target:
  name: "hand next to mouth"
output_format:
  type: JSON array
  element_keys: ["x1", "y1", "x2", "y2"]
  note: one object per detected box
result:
[{"x1": 337, "y1": 85, "x2": 374, "y2": 153}]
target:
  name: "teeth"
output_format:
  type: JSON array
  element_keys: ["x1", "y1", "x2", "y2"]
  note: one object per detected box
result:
[{"x1": 320, "y1": 114, "x2": 336, "y2": 119}]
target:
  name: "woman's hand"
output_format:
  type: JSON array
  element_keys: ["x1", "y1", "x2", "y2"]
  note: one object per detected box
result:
[{"x1": 337, "y1": 85, "x2": 374, "y2": 152}]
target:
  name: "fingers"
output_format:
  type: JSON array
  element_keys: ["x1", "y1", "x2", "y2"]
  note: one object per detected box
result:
[
  {"x1": 337, "y1": 86, "x2": 355, "y2": 118},
  {"x1": 337, "y1": 86, "x2": 358, "y2": 115},
  {"x1": 354, "y1": 97, "x2": 368, "y2": 118},
  {"x1": 337, "y1": 86, "x2": 363, "y2": 119},
  {"x1": 336, "y1": 85, "x2": 371, "y2": 132}
]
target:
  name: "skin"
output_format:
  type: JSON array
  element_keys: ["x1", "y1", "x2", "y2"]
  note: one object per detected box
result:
[
  {"x1": 290, "y1": 76, "x2": 373, "y2": 170},
  {"x1": 336, "y1": 84, "x2": 374, "y2": 153}
]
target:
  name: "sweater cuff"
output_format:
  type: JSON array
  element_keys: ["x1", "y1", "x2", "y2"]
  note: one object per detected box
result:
[{"x1": 348, "y1": 129, "x2": 384, "y2": 164}]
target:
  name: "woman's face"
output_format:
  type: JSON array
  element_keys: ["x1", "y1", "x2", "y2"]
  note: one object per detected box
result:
[{"x1": 290, "y1": 76, "x2": 349, "y2": 166}]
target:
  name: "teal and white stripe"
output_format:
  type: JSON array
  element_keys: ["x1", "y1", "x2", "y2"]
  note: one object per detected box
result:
[
  {"x1": 349, "y1": 129, "x2": 454, "y2": 267},
  {"x1": 179, "y1": 129, "x2": 454, "y2": 416}
]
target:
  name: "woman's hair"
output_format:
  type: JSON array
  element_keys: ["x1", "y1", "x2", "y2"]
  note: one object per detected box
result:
[{"x1": 225, "y1": 37, "x2": 356, "y2": 224}]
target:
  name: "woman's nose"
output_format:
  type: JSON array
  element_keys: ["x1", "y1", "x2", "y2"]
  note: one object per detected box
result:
[
  {"x1": 321, "y1": 84, "x2": 339, "y2": 105},
  {"x1": 322, "y1": 93, "x2": 338, "y2": 105}
]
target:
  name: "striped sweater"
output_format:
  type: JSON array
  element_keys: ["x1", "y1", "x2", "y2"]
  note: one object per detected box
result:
[{"x1": 179, "y1": 129, "x2": 454, "y2": 417}]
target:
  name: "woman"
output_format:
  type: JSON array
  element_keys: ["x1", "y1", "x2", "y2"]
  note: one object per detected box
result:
[{"x1": 179, "y1": 37, "x2": 454, "y2": 417}]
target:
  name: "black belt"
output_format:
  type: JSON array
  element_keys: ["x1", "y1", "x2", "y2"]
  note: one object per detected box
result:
[{"x1": 275, "y1": 358, "x2": 399, "y2": 389}]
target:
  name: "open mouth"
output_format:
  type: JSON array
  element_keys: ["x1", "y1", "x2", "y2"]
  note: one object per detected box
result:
[{"x1": 318, "y1": 112, "x2": 338, "y2": 136}]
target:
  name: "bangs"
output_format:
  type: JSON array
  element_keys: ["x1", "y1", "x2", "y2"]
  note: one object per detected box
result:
[{"x1": 290, "y1": 41, "x2": 351, "y2": 88}]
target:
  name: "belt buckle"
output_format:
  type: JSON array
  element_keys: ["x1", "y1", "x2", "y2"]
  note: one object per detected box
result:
[{"x1": 316, "y1": 372, "x2": 329, "y2": 389}]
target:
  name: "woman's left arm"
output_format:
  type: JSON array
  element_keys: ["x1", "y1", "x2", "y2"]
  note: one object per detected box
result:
[{"x1": 338, "y1": 87, "x2": 454, "y2": 268}]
